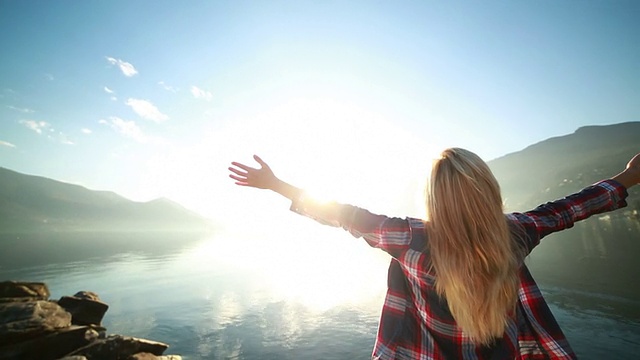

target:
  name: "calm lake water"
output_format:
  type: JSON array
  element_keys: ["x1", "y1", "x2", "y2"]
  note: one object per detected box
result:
[{"x1": 1, "y1": 226, "x2": 639, "y2": 359}]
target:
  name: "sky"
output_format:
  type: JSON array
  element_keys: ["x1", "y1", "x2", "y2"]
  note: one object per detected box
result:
[{"x1": 1, "y1": 0, "x2": 639, "y2": 223}]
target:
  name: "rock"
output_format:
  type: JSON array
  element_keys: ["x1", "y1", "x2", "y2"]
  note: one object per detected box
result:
[
  {"x1": 0, "y1": 282, "x2": 180, "y2": 360},
  {"x1": 58, "y1": 294, "x2": 109, "y2": 326},
  {"x1": 126, "y1": 353, "x2": 182, "y2": 360},
  {"x1": 0, "y1": 297, "x2": 44, "y2": 304},
  {"x1": 128, "y1": 352, "x2": 159, "y2": 360},
  {"x1": 67, "y1": 335, "x2": 169, "y2": 358},
  {"x1": 0, "y1": 281, "x2": 49, "y2": 300},
  {"x1": 0, "y1": 300, "x2": 71, "y2": 346},
  {"x1": 0, "y1": 326, "x2": 95, "y2": 360},
  {"x1": 73, "y1": 291, "x2": 100, "y2": 301}
]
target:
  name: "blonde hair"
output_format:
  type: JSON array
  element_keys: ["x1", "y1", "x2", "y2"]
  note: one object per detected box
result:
[{"x1": 427, "y1": 148, "x2": 524, "y2": 345}]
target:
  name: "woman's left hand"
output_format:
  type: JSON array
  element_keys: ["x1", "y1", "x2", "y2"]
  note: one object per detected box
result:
[{"x1": 228, "y1": 155, "x2": 278, "y2": 190}]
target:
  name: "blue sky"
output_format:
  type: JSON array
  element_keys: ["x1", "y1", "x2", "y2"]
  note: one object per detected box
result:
[{"x1": 1, "y1": 1, "x2": 638, "y2": 220}]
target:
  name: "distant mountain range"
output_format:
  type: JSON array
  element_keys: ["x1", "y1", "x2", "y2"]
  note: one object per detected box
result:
[
  {"x1": 488, "y1": 121, "x2": 640, "y2": 301},
  {"x1": 489, "y1": 121, "x2": 640, "y2": 212},
  {"x1": 0, "y1": 168, "x2": 212, "y2": 234},
  {"x1": 1, "y1": 122, "x2": 637, "y2": 235}
]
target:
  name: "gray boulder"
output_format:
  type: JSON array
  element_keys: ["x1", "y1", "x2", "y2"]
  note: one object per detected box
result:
[
  {"x1": 126, "y1": 353, "x2": 183, "y2": 360},
  {"x1": 0, "y1": 326, "x2": 97, "y2": 360},
  {"x1": 57, "y1": 293, "x2": 109, "y2": 326},
  {"x1": 0, "y1": 282, "x2": 180, "y2": 360},
  {"x1": 0, "y1": 300, "x2": 71, "y2": 346},
  {"x1": 0, "y1": 281, "x2": 49, "y2": 300},
  {"x1": 67, "y1": 335, "x2": 169, "y2": 358}
]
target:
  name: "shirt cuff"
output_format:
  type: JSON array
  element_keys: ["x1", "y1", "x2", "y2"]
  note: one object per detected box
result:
[{"x1": 596, "y1": 179, "x2": 629, "y2": 208}]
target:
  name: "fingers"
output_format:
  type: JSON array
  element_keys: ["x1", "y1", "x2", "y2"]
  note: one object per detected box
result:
[
  {"x1": 229, "y1": 174, "x2": 246, "y2": 182},
  {"x1": 230, "y1": 162, "x2": 255, "y2": 172},
  {"x1": 229, "y1": 156, "x2": 270, "y2": 188},
  {"x1": 229, "y1": 174, "x2": 252, "y2": 187},
  {"x1": 228, "y1": 167, "x2": 248, "y2": 177},
  {"x1": 253, "y1": 155, "x2": 268, "y2": 168}
]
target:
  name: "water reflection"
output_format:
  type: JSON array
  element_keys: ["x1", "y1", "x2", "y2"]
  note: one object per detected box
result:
[
  {"x1": 0, "y1": 232, "x2": 208, "y2": 272},
  {"x1": 0, "y1": 229, "x2": 639, "y2": 359},
  {"x1": 527, "y1": 216, "x2": 640, "y2": 301}
]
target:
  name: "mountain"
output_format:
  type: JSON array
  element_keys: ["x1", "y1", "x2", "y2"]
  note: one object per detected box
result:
[
  {"x1": 487, "y1": 121, "x2": 640, "y2": 301},
  {"x1": 0, "y1": 168, "x2": 212, "y2": 234},
  {"x1": 489, "y1": 121, "x2": 640, "y2": 212}
]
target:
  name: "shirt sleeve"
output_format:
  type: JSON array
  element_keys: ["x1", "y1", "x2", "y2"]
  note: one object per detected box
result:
[
  {"x1": 290, "y1": 193, "x2": 413, "y2": 258},
  {"x1": 508, "y1": 179, "x2": 628, "y2": 253}
]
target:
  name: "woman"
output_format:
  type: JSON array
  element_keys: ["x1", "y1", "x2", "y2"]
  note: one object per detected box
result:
[{"x1": 228, "y1": 148, "x2": 640, "y2": 359}]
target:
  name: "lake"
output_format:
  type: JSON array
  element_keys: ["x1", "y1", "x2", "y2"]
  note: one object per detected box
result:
[{"x1": 1, "y1": 227, "x2": 639, "y2": 359}]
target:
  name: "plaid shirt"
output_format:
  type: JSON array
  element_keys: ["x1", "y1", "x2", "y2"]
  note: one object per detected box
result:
[{"x1": 291, "y1": 180, "x2": 628, "y2": 359}]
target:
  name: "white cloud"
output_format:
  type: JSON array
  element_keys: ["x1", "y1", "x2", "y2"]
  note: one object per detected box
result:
[
  {"x1": 54, "y1": 132, "x2": 74, "y2": 145},
  {"x1": 0, "y1": 140, "x2": 16, "y2": 148},
  {"x1": 191, "y1": 86, "x2": 213, "y2": 101},
  {"x1": 20, "y1": 120, "x2": 50, "y2": 134},
  {"x1": 125, "y1": 98, "x2": 169, "y2": 122},
  {"x1": 7, "y1": 105, "x2": 35, "y2": 113},
  {"x1": 19, "y1": 120, "x2": 73, "y2": 145},
  {"x1": 104, "y1": 87, "x2": 117, "y2": 100},
  {"x1": 99, "y1": 116, "x2": 165, "y2": 144},
  {"x1": 158, "y1": 81, "x2": 178, "y2": 92},
  {"x1": 100, "y1": 117, "x2": 146, "y2": 143},
  {"x1": 106, "y1": 57, "x2": 138, "y2": 77},
  {"x1": 81, "y1": 128, "x2": 92, "y2": 134}
]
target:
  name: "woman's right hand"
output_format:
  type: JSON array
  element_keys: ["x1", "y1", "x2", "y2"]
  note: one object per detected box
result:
[
  {"x1": 613, "y1": 153, "x2": 640, "y2": 189},
  {"x1": 228, "y1": 155, "x2": 278, "y2": 190},
  {"x1": 625, "y1": 153, "x2": 640, "y2": 184}
]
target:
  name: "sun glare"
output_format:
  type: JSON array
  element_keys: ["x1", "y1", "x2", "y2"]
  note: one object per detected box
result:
[{"x1": 157, "y1": 95, "x2": 438, "y2": 310}]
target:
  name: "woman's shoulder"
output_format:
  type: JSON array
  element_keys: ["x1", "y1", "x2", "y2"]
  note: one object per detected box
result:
[
  {"x1": 407, "y1": 217, "x2": 427, "y2": 229},
  {"x1": 405, "y1": 217, "x2": 429, "y2": 251}
]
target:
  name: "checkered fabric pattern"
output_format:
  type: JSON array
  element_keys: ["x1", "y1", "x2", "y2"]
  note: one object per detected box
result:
[{"x1": 291, "y1": 180, "x2": 628, "y2": 359}]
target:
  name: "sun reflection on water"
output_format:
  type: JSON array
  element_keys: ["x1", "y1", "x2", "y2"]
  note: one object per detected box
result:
[{"x1": 185, "y1": 225, "x2": 389, "y2": 314}]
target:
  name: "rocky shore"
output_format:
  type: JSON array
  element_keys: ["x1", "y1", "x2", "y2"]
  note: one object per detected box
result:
[{"x1": 0, "y1": 281, "x2": 180, "y2": 360}]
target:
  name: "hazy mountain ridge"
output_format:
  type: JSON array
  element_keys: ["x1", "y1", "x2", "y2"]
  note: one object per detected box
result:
[
  {"x1": 1, "y1": 122, "x2": 637, "y2": 234},
  {"x1": 487, "y1": 122, "x2": 640, "y2": 300},
  {"x1": 0, "y1": 167, "x2": 211, "y2": 233},
  {"x1": 489, "y1": 121, "x2": 640, "y2": 212}
]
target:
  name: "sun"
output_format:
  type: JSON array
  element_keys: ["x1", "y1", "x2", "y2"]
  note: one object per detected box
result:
[{"x1": 150, "y1": 94, "x2": 438, "y2": 310}]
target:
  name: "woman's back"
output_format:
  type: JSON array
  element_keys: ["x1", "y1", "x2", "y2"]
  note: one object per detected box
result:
[{"x1": 229, "y1": 150, "x2": 639, "y2": 359}]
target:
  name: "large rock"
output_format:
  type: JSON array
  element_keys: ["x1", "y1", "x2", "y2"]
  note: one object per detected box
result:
[
  {"x1": 0, "y1": 281, "x2": 49, "y2": 300},
  {"x1": 72, "y1": 291, "x2": 100, "y2": 301},
  {"x1": 0, "y1": 282, "x2": 181, "y2": 360},
  {"x1": 0, "y1": 300, "x2": 71, "y2": 346},
  {"x1": 0, "y1": 326, "x2": 97, "y2": 360},
  {"x1": 126, "y1": 353, "x2": 182, "y2": 360},
  {"x1": 67, "y1": 335, "x2": 169, "y2": 358},
  {"x1": 58, "y1": 292, "x2": 108, "y2": 326}
]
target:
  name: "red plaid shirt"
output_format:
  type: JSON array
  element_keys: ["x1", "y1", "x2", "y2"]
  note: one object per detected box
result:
[{"x1": 291, "y1": 180, "x2": 628, "y2": 359}]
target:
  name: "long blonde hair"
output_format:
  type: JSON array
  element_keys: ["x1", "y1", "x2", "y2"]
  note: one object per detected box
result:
[{"x1": 427, "y1": 148, "x2": 524, "y2": 345}]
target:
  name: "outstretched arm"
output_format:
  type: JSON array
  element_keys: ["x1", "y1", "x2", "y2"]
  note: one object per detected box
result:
[
  {"x1": 228, "y1": 155, "x2": 303, "y2": 201},
  {"x1": 612, "y1": 153, "x2": 640, "y2": 189},
  {"x1": 228, "y1": 155, "x2": 415, "y2": 259},
  {"x1": 512, "y1": 152, "x2": 639, "y2": 252}
]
